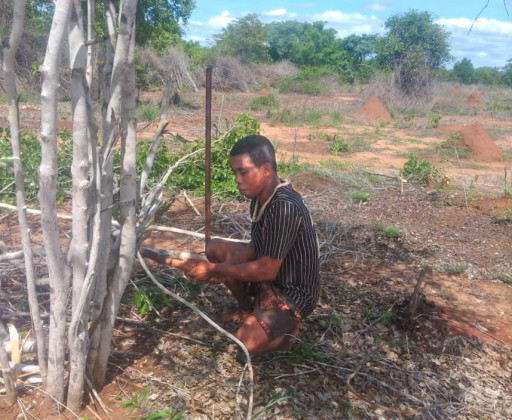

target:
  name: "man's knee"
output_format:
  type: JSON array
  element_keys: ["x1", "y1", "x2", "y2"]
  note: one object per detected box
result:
[
  {"x1": 205, "y1": 238, "x2": 228, "y2": 262},
  {"x1": 206, "y1": 239, "x2": 246, "y2": 262}
]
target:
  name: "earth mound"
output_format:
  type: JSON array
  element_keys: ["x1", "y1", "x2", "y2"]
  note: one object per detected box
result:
[
  {"x1": 357, "y1": 95, "x2": 391, "y2": 122},
  {"x1": 467, "y1": 92, "x2": 482, "y2": 105},
  {"x1": 459, "y1": 122, "x2": 503, "y2": 161}
]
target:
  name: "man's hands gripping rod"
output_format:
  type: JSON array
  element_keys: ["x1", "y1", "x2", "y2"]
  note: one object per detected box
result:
[{"x1": 139, "y1": 247, "x2": 222, "y2": 284}]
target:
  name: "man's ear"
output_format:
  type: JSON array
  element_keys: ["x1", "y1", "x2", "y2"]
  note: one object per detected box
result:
[{"x1": 262, "y1": 162, "x2": 273, "y2": 176}]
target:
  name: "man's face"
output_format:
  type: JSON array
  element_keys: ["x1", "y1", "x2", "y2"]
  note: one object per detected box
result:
[{"x1": 230, "y1": 153, "x2": 267, "y2": 199}]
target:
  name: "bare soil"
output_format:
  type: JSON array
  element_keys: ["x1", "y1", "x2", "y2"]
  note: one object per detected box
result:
[{"x1": 1, "y1": 87, "x2": 512, "y2": 419}]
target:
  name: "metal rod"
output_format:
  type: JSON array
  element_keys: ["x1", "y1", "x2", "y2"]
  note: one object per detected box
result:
[{"x1": 205, "y1": 66, "x2": 213, "y2": 243}]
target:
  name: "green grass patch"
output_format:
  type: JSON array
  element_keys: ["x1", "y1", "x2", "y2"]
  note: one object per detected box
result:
[
  {"x1": 316, "y1": 159, "x2": 354, "y2": 172},
  {"x1": 377, "y1": 224, "x2": 403, "y2": 239},
  {"x1": 137, "y1": 102, "x2": 160, "y2": 121},
  {"x1": 491, "y1": 271, "x2": 512, "y2": 285},
  {"x1": 442, "y1": 262, "x2": 468, "y2": 275},
  {"x1": 347, "y1": 191, "x2": 371, "y2": 203},
  {"x1": 249, "y1": 94, "x2": 279, "y2": 110},
  {"x1": 459, "y1": 162, "x2": 489, "y2": 170}
]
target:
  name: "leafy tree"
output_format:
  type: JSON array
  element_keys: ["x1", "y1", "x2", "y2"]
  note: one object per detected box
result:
[
  {"x1": 453, "y1": 58, "x2": 475, "y2": 84},
  {"x1": 266, "y1": 21, "x2": 343, "y2": 68},
  {"x1": 136, "y1": 0, "x2": 196, "y2": 51},
  {"x1": 21, "y1": 0, "x2": 195, "y2": 52},
  {"x1": 501, "y1": 59, "x2": 512, "y2": 86},
  {"x1": 376, "y1": 10, "x2": 452, "y2": 97},
  {"x1": 214, "y1": 13, "x2": 270, "y2": 64},
  {"x1": 474, "y1": 66, "x2": 502, "y2": 86},
  {"x1": 339, "y1": 34, "x2": 379, "y2": 83}
]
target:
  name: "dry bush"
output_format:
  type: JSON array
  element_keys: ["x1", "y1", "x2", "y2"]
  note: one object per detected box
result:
[
  {"x1": 138, "y1": 47, "x2": 198, "y2": 93},
  {"x1": 208, "y1": 56, "x2": 259, "y2": 92},
  {"x1": 253, "y1": 60, "x2": 299, "y2": 88},
  {"x1": 364, "y1": 70, "x2": 438, "y2": 116}
]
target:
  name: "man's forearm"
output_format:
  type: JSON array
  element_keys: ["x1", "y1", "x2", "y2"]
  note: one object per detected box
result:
[{"x1": 213, "y1": 255, "x2": 281, "y2": 283}]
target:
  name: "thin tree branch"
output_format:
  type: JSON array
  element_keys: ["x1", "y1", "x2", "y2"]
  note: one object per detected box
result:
[{"x1": 137, "y1": 251, "x2": 254, "y2": 420}]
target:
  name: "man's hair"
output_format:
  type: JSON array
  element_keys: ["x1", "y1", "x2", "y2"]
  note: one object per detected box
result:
[{"x1": 230, "y1": 135, "x2": 277, "y2": 172}]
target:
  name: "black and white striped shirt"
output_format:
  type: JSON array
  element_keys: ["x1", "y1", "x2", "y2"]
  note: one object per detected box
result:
[{"x1": 250, "y1": 183, "x2": 320, "y2": 318}]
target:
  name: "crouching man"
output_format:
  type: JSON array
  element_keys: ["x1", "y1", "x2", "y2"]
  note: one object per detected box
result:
[{"x1": 174, "y1": 135, "x2": 320, "y2": 355}]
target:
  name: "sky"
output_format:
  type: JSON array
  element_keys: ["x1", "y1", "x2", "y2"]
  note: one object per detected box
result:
[{"x1": 183, "y1": 0, "x2": 512, "y2": 69}]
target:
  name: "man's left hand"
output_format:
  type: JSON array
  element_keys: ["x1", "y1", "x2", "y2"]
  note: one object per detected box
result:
[{"x1": 172, "y1": 259, "x2": 219, "y2": 283}]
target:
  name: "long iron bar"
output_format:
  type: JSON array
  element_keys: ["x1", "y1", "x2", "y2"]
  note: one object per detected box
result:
[{"x1": 205, "y1": 66, "x2": 212, "y2": 243}]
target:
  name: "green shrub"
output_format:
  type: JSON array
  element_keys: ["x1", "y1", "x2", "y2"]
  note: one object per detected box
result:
[
  {"x1": 0, "y1": 128, "x2": 72, "y2": 204},
  {"x1": 347, "y1": 191, "x2": 371, "y2": 203},
  {"x1": 428, "y1": 114, "x2": 442, "y2": 128},
  {"x1": 278, "y1": 67, "x2": 333, "y2": 95},
  {"x1": 402, "y1": 154, "x2": 439, "y2": 184},
  {"x1": 249, "y1": 94, "x2": 279, "y2": 110},
  {"x1": 173, "y1": 113, "x2": 260, "y2": 197},
  {"x1": 328, "y1": 137, "x2": 350, "y2": 155},
  {"x1": 442, "y1": 262, "x2": 468, "y2": 275},
  {"x1": 435, "y1": 133, "x2": 472, "y2": 159},
  {"x1": 137, "y1": 102, "x2": 161, "y2": 121},
  {"x1": 377, "y1": 224, "x2": 402, "y2": 239}
]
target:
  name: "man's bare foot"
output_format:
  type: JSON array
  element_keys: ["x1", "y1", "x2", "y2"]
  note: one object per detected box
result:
[{"x1": 216, "y1": 308, "x2": 251, "y2": 323}]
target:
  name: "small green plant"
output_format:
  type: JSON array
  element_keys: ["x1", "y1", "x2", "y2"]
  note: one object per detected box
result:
[
  {"x1": 377, "y1": 224, "x2": 402, "y2": 239},
  {"x1": 402, "y1": 154, "x2": 440, "y2": 184},
  {"x1": 252, "y1": 390, "x2": 291, "y2": 419},
  {"x1": 143, "y1": 407, "x2": 186, "y2": 420},
  {"x1": 286, "y1": 340, "x2": 330, "y2": 363},
  {"x1": 121, "y1": 384, "x2": 152, "y2": 411},
  {"x1": 205, "y1": 343, "x2": 224, "y2": 358},
  {"x1": 137, "y1": 102, "x2": 160, "y2": 121},
  {"x1": 133, "y1": 287, "x2": 173, "y2": 320},
  {"x1": 363, "y1": 308, "x2": 400, "y2": 325},
  {"x1": 491, "y1": 271, "x2": 512, "y2": 285},
  {"x1": 328, "y1": 137, "x2": 350, "y2": 155},
  {"x1": 428, "y1": 114, "x2": 442, "y2": 128},
  {"x1": 121, "y1": 385, "x2": 185, "y2": 420},
  {"x1": 249, "y1": 94, "x2": 279, "y2": 110},
  {"x1": 442, "y1": 262, "x2": 468, "y2": 275},
  {"x1": 347, "y1": 191, "x2": 371, "y2": 203}
]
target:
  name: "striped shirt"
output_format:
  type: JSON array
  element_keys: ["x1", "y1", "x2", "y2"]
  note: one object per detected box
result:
[{"x1": 250, "y1": 183, "x2": 320, "y2": 318}]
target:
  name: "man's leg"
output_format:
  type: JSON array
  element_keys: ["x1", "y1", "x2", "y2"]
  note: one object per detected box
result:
[
  {"x1": 236, "y1": 315, "x2": 301, "y2": 355},
  {"x1": 206, "y1": 239, "x2": 253, "y2": 320}
]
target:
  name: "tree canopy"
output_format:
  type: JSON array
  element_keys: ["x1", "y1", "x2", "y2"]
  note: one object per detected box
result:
[
  {"x1": 453, "y1": 58, "x2": 475, "y2": 84},
  {"x1": 375, "y1": 10, "x2": 452, "y2": 97},
  {"x1": 214, "y1": 14, "x2": 270, "y2": 64}
]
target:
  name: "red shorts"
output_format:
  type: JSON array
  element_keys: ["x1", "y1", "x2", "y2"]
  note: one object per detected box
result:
[{"x1": 252, "y1": 282, "x2": 301, "y2": 341}]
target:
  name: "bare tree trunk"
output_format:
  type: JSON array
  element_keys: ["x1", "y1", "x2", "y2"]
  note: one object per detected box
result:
[
  {"x1": 39, "y1": 0, "x2": 73, "y2": 405},
  {"x1": 2, "y1": 0, "x2": 48, "y2": 385},
  {"x1": 0, "y1": 322, "x2": 16, "y2": 406},
  {"x1": 86, "y1": 0, "x2": 95, "y2": 90},
  {"x1": 139, "y1": 81, "x2": 172, "y2": 195},
  {"x1": 86, "y1": 0, "x2": 117, "y2": 383},
  {"x1": 66, "y1": 0, "x2": 93, "y2": 410},
  {"x1": 89, "y1": 0, "x2": 138, "y2": 388}
]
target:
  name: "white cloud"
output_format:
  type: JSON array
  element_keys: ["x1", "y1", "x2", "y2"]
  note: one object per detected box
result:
[
  {"x1": 367, "y1": 3, "x2": 386, "y2": 12},
  {"x1": 438, "y1": 17, "x2": 512, "y2": 34},
  {"x1": 209, "y1": 11, "x2": 234, "y2": 28},
  {"x1": 442, "y1": 20, "x2": 512, "y2": 67},
  {"x1": 264, "y1": 9, "x2": 287, "y2": 16},
  {"x1": 309, "y1": 10, "x2": 383, "y2": 36}
]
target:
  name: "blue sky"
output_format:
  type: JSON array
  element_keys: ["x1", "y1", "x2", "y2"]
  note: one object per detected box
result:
[{"x1": 183, "y1": 0, "x2": 512, "y2": 68}]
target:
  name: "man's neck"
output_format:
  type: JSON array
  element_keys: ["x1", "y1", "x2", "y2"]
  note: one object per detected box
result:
[{"x1": 256, "y1": 176, "x2": 281, "y2": 207}]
